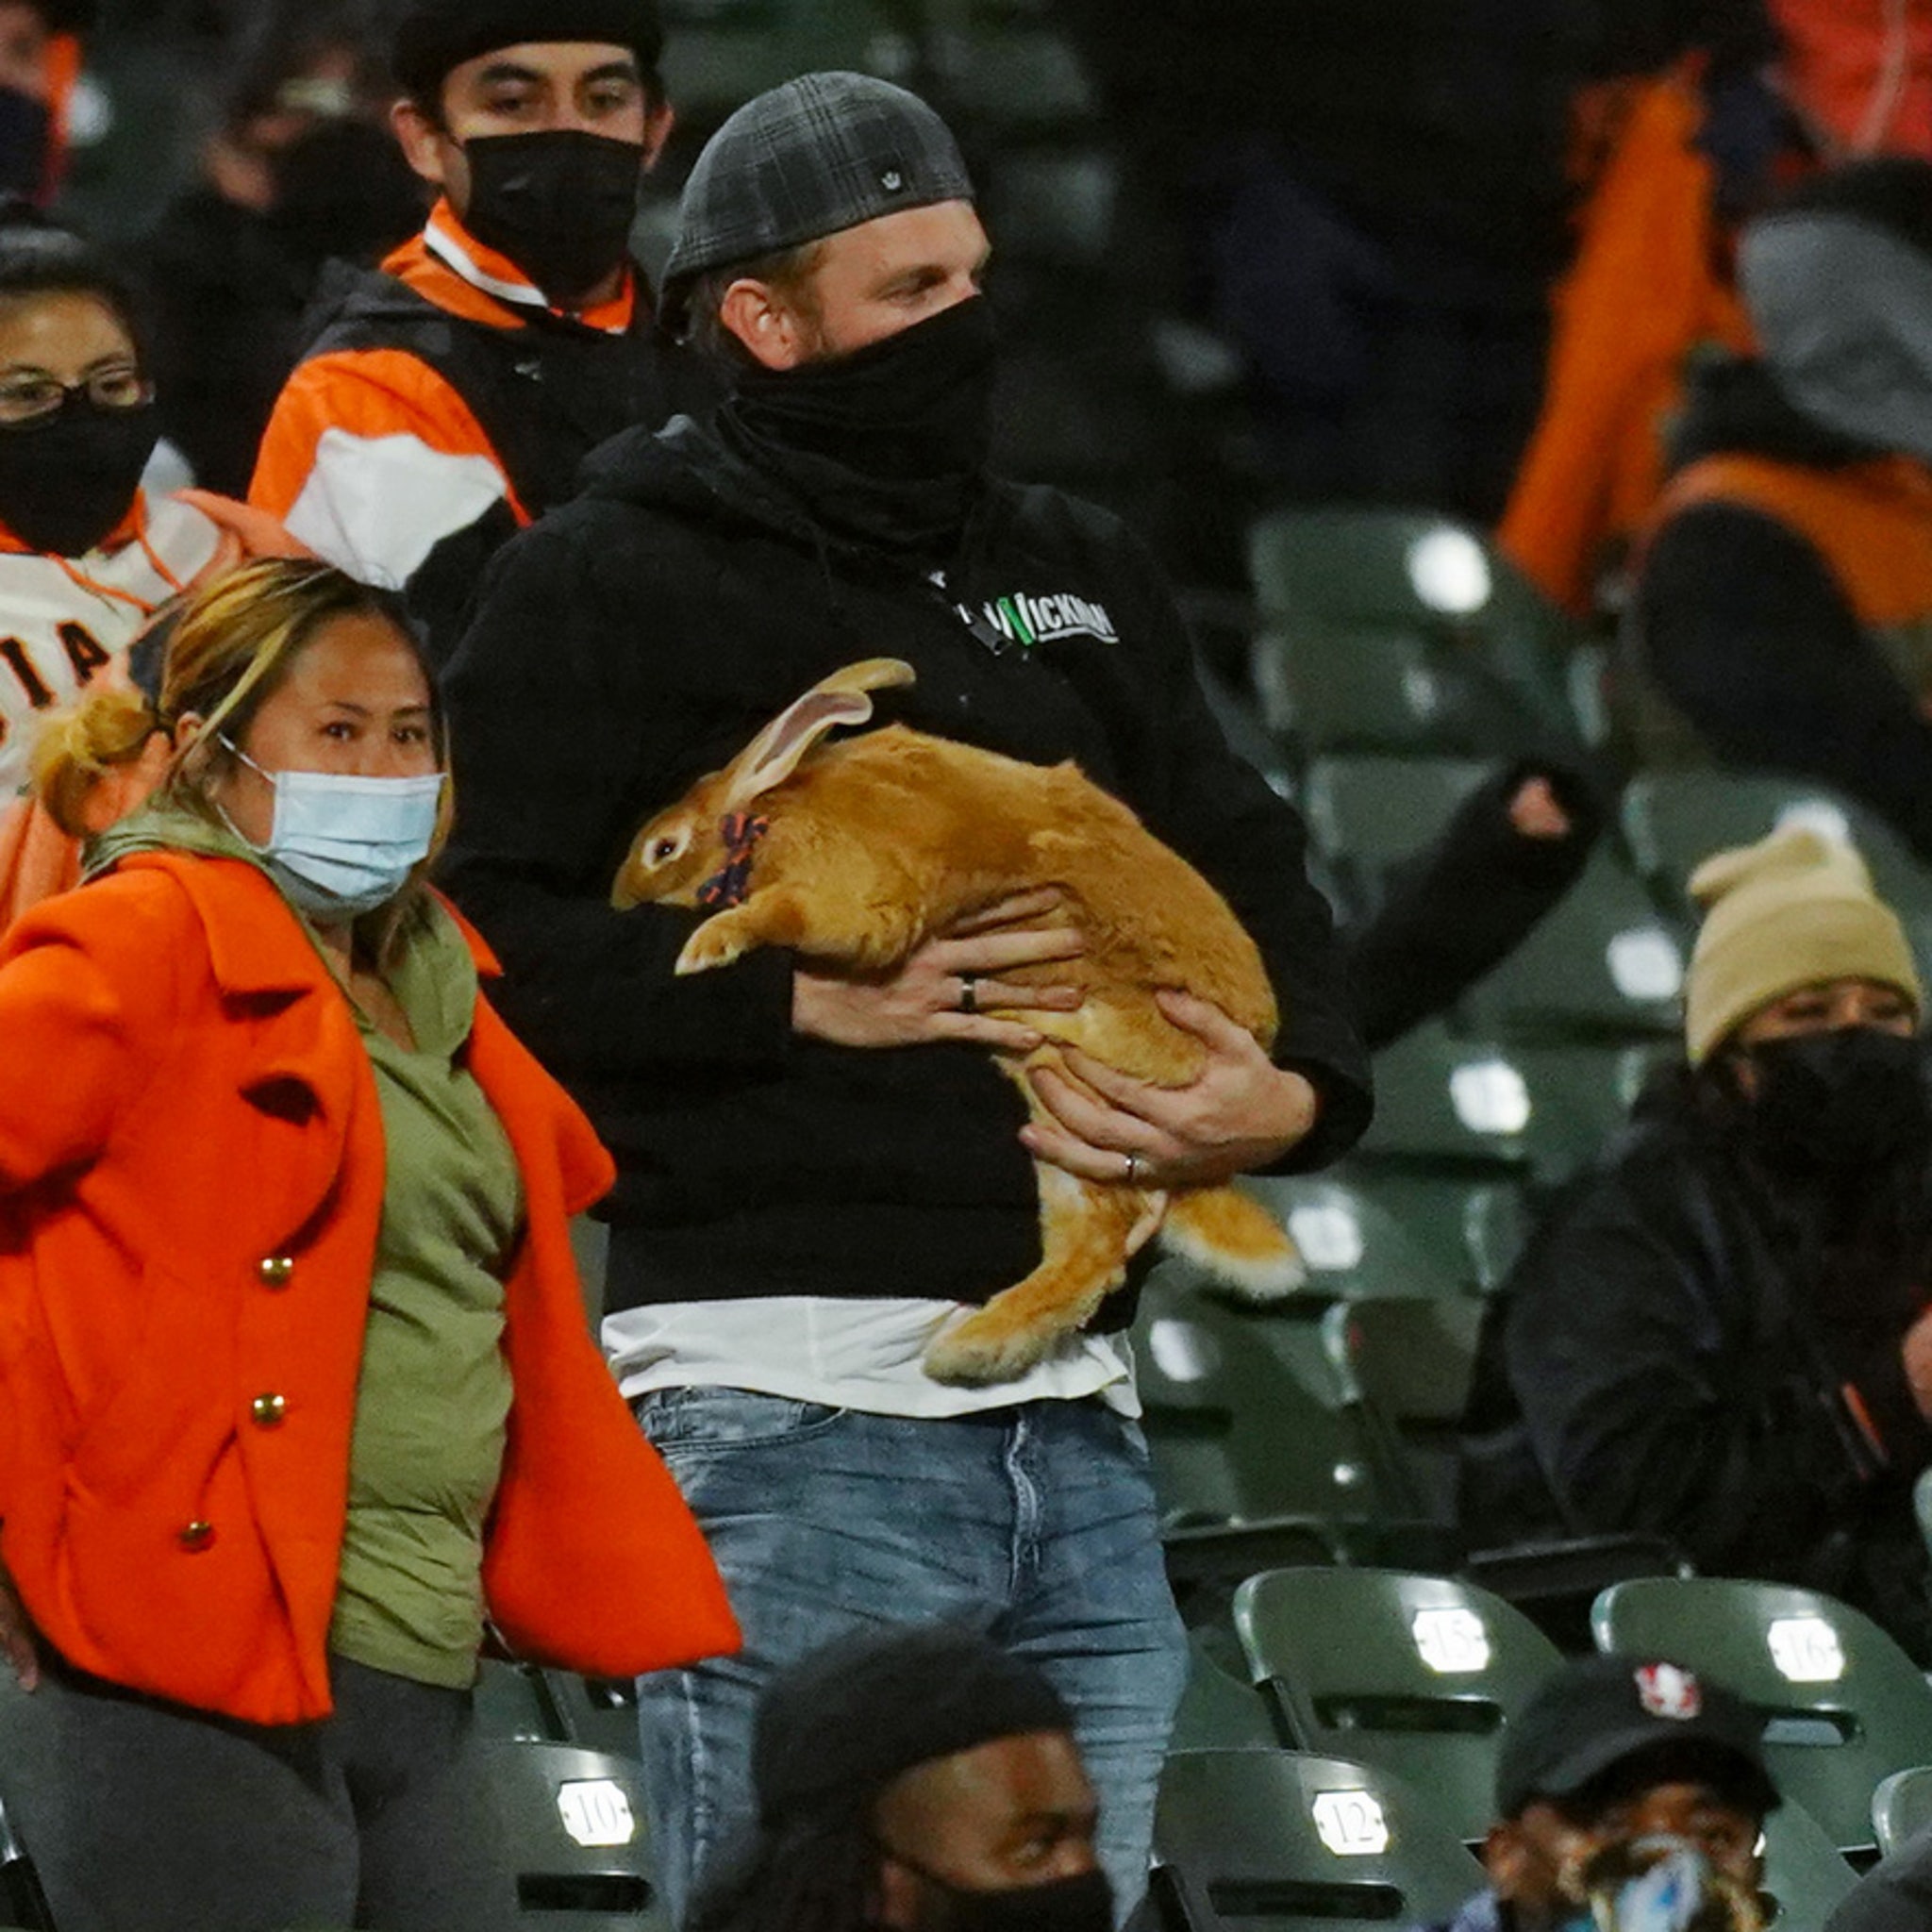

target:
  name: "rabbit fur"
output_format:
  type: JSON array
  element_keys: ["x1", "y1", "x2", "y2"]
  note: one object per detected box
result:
[{"x1": 611, "y1": 658, "x2": 1305, "y2": 1386}]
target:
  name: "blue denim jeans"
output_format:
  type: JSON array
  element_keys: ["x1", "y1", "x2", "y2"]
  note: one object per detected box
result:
[{"x1": 632, "y1": 1390, "x2": 1187, "y2": 1929}]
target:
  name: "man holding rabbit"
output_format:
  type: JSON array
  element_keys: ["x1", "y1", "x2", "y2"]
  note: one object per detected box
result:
[{"x1": 440, "y1": 72, "x2": 1372, "y2": 1924}]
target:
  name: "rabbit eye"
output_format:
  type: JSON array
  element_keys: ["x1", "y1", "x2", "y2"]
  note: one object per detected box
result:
[{"x1": 651, "y1": 836, "x2": 681, "y2": 862}]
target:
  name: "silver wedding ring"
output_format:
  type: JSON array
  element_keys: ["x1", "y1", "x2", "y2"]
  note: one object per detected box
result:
[
  {"x1": 1124, "y1": 1153, "x2": 1144, "y2": 1185},
  {"x1": 958, "y1": 972, "x2": 979, "y2": 1015}
]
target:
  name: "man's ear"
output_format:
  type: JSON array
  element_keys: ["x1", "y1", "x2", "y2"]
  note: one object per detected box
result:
[
  {"x1": 718, "y1": 276, "x2": 813, "y2": 371},
  {"x1": 390, "y1": 96, "x2": 451, "y2": 188},
  {"x1": 641, "y1": 98, "x2": 675, "y2": 170}
]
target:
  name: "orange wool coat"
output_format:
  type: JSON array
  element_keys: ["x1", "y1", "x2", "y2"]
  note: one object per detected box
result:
[{"x1": 0, "y1": 850, "x2": 739, "y2": 1725}]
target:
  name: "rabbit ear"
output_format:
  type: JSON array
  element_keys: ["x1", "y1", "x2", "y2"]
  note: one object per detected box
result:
[{"x1": 723, "y1": 659, "x2": 916, "y2": 808}]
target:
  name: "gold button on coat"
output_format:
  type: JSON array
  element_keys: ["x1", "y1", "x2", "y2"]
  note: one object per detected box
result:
[
  {"x1": 258, "y1": 1257, "x2": 294, "y2": 1287},
  {"x1": 178, "y1": 1520, "x2": 214, "y2": 1551},
  {"x1": 250, "y1": 1392, "x2": 288, "y2": 1427}
]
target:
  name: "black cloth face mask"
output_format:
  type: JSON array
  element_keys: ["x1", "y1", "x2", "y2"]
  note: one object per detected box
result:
[
  {"x1": 1740, "y1": 1025, "x2": 1931, "y2": 1172},
  {"x1": 724, "y1": 295, "x2": 1001, "y2": 558},
  {"x1": 874, "y1": 1847, "x2": 1113, "y2": 1932},
  {"x1": 460, "y1": 129, "x2": 644, "y2": 308},
  {"x1": 0, "y1": 397, "x2": 159, "y2": 557}
]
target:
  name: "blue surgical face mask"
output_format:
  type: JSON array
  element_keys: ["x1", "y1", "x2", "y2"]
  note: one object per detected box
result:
[{"x1": 221, "y1": 736, "x2": 443, "y2": 921}]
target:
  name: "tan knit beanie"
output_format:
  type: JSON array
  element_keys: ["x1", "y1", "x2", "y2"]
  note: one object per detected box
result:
[{"x1": 1685, "y1": 826, "x2": 1923, "y2": 1064}]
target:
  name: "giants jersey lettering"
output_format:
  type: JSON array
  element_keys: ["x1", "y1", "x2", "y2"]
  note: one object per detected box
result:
[{"x1": 0, "y1": 492, "x2": 222, "y2": 799}]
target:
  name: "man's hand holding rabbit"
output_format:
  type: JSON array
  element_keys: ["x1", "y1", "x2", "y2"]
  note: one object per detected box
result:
[
  {"x1": 791, "y1": 888, "x2": 1085, "y2": 1051},
  {"x1": 1022, "y1": 989, "x2": 1318, "y2": 1188}
]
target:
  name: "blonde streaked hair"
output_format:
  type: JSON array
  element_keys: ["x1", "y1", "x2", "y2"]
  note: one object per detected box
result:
[{"x1": 36, "y1": 558, "x2": 453, "y2": 924}]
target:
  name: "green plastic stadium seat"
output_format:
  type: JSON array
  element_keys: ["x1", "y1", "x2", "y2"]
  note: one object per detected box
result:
[
  {"x1": 1242, "y1": 1174, "x2": 1470, "y2": 1303},
  {"x1": 1233, "y1": 1568, "x2": 1564, "y2": 1844},
  {"x1": 1252, "y1": 624, "x2": 1538, "y2": 764},
  {"x1": 1592, "y1": 1578, "x2": 1932, "y2": 1857},
  {"x1": 1246, "y1": 508, "x2": 1586, "y2": 751},
  {"x1": 1151, "y1": 1749, "x2": 1487, "y2": 1932},
  {"x1": 1873, "y1": 1766, "x2": 1932, "y2": 1859},
  {"x1": 1301, "y1": 758, "x2": 1491, "y2": 918},
  {"x1": 1170, "y1": 1635, "x2": 1284, "y2": 1754},
  {"x1": 1759, "y1": 1800, "x2": 1859, "y2": 1927},
  {"x1": 1353, "y1": 1023, "x2": 1536, "y2": 1172},
  {"x1": 1322, "y1": 1299, "x2": 1487, "y2": 1524},
  {"x1": 1464, "y1": 1182, "x2": 1535, "y2": 1294},
  {"x1": 1131, "y1": 1264, "x2": 1395, "y2": 1531},
  {"x1": 1623, "y1": 769, "x2": 1932, "y2": 976},
  {"x1": 485, "y1": 1741, "x2": 669, "y2": 1930}
]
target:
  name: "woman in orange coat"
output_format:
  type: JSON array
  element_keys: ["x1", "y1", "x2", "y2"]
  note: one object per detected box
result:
[{"x1": 0, "y1": 558, "x2": 738, "y2": 1932}]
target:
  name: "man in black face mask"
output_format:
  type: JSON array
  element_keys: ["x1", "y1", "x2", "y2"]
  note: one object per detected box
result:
[
  {"x1": 441, "y1": 71, "x2": 1370, "y2": 1927},
  {"x1": 692, "y1": 1626, "x2": 1110, "y2": 1932},
  {"x1": 1461, "y1": 824, "x2": 1932, "y2": 1658},
  {"x1": 251, "y1": 0, "x2": 714, "y2": 664}
]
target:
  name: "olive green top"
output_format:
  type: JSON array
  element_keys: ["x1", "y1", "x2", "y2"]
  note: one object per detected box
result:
[{"x1": 326, "y1": 903, "x2": 525, "y2": 1689}]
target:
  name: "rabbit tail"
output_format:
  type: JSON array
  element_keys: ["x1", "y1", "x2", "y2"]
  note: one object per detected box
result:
[{"x1": 1159, "y1": 1187, "x2": 1306, "y2": 1302}]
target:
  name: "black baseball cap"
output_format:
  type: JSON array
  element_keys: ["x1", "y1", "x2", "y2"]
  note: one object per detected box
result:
[
  {"x1": 391, "y1": 0, "x2": 665, "y2": 109},
  {"x1": 1496, "y1": 1655, "x2": 1779, "y2": 1822}
]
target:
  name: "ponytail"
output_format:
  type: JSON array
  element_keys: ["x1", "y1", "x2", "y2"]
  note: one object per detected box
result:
[{"x1": 32, "y1": 680, "x2": 163, "y2": 837}]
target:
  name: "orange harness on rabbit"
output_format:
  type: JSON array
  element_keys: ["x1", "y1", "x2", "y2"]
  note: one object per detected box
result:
[{"x1": 695, "y1": 812, "x2": 771, "y2": 908}]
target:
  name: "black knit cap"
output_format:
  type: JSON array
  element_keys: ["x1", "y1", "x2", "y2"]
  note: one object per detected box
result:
[
  {"x1": 391, "y1": 0, "x2": 665, "y2": 108},
  {"x1": 753, "y1": 1625, "x2": 1074, "y2": 1825},
  {"x1": 1496, "y1": 1655, "x2": 1779, "y2": 1823}
]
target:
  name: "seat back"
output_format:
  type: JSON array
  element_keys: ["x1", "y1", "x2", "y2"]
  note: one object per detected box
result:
[
  {"x1": 1872, "y1": 1766, "x2": 1932, "y2": 1859},
  {"x1": 1153, "y1": 1748, "x2": 1486, "y2": 1932},
  {"x1": 1133, "y1": 1265, "x2": 1399, "y2": 1531},
  {"x1": 1592, "y1": 1577, "x2": 1932, "y2": 1855},
  {"x1": 1323, "y1": 1299, "x2": 1486, "y2": 1524},
  {"x1": 483, "y1": 1742, "x2": 668, "y2": 1930},
  {"x1": 1233, "y1": 1568, "x2": 1564, "y2": 1843},
  {"x1": 1243, "y1": 1174, "x2": 1469, "y2": 1303},
  {"x1": 1758, "y1": 1799, "x2": 1858, "y2": 1928}
]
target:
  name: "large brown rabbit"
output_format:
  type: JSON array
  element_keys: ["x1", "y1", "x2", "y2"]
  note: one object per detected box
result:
[{"x1": 611, "y1": 658, "x2": 1305, "y2": 1385}]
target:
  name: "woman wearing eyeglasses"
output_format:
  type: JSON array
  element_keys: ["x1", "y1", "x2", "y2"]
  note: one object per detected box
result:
[
  {"x1": 0, "y1": 219, "x2": 306, "y2": 924},
  {"x1": 0, "y1": 558, "x2": 739, "y2": 1932}
]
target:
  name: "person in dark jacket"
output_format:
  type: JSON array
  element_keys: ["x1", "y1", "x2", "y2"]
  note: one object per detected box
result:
[
  {"x1": 1629, "y1": 158, "x2": 1932, "y2": 863},
  {"x1": 250, "y1": 0, "x2": 714, "y2": 665},
  {"x1": 1459, "y1": 825, "x2": 1932, "y2": 1657},
  {"x1": 440, "y1": 72, "x2": 1371, "y2": 1926},
  {"x1": 136, "y1": 3, "x2": 425, "y2": 498}
]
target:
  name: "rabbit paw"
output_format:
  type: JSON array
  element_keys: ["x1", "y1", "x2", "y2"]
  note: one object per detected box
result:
[
  {"x1": 675, "y1": 912, "x2": 753, "y2": 975},
  {"x1": 923, "y1": 1308, "x2": 1055, "y2": 1387}
]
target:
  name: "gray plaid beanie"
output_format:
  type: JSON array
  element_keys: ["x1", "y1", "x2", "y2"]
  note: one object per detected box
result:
[{"x1": 660, "y1": 71, "x2": 974, "y2": 333}]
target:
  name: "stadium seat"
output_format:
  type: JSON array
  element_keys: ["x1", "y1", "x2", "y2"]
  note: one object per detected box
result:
[
  {"x1": 1131, "y1": 1264, "x2": 1398, "y2": 1532},
  {"x1": 1623, "y1": 769, "x2": 1932, "y2": 974},
  {"x1": 1232, "y1": 1568, "x2": 1564, "y2": 1843},
  {"x1": 1151, "y1": 1748, "x2": 1487, "y2": 1932},
  {"x1": 1759, "y1": 1800, "x2": 1859, "y2": 1927},
  {"x1": 1246, "y1": 508, "x2": 1586, "y2": 752},
  {"x1": 1304, "y1": 758, "x2": 1685, "y2": 1043},
  {"x1": 1169, "y1": 1634, "x2": 1282, "y2": 1753},
  {"x1": 1872, "y1": 1766, "x2": 1932, "y2": 1858},
  {"x1": 1251, "y1": 623, "x2": 1539, "y2": 765},
  {"x1": 1464, "y1": 1182, "x2": 1535, "y2": 1293},
  {"x1": 0, "y1": 1791, "x2": 47, "y2": 1932},
  {"x1": 1322, "y1": 1298, "x2": 1486, "y2": 1524},
  {"x1": 1507, "y1": 1041, "x2": 1667, "y2": 1188},
  {"x1": 484, "y1": 1741, "x2": 668, "y2": 1929},
  {"x1": 1242, "y1": 1174, "x2": 1470, "y2": 1303},
  {"x1": 1591, "y1": 1578, "x2": 1932, "y2": 1857},
  {"x1": 1352, "y1": 1022, "x2": 1536, "y2": 1173}
]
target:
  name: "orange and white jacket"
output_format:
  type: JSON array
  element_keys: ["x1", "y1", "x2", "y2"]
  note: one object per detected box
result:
[{"x1": 250, "y1": 200, "x2": 716, "y2": 661}]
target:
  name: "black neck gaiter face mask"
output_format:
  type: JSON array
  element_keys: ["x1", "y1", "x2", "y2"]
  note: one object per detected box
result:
[
  {"x1": 0, "y1": 399, "x2": 159, "y2": 557},
  {"x1": 460, "y1": 129, "x2": 644, "y2": 308},
  {"x1": 724, "y1": 295, "x2": 1001, "y2": 559}
]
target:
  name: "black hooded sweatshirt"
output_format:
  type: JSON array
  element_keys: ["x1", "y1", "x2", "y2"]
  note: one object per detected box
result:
[{"x1": 439, "y1": 413, "x2": 1372, "y2": 1315}]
